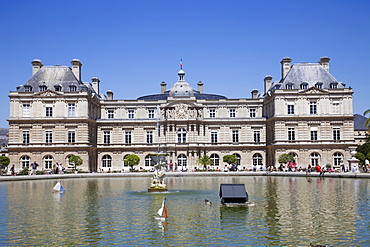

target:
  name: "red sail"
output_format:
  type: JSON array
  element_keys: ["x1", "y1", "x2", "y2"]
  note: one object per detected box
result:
[{"x1": 163, "y1": 205, "x2": 168, "y2": 218}]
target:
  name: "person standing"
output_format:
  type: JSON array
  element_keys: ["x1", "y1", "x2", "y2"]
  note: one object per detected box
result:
[
  {"x1": 30, "y1": 161, "x2": 39, "y2": 175},
  {"x1": 10, "y1": 164, "x2": 15, "y2": 176}
]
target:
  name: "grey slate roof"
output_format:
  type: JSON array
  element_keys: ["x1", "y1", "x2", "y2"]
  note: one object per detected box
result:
[
  {"x1": 354, "y1": 114, "x2": 369, "y2": 130},
  {"x1": 16, "y1": 66, "x2": 94, "y2": 93},
  {"x1": 137, "y1": 91, "x2": 227, "y2": 100},
  {"x1": 271, "y1": 63, "x2": 345, "y2": 91}
]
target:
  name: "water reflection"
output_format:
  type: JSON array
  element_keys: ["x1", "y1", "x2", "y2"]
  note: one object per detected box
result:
[{"x1": 0, "y1": 176, "x2": 370, "y2": 246}]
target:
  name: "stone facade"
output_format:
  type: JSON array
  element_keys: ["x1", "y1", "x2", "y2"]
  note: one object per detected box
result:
[{"x1": 7, "y1": 57, "x2": 357, "y2": 172}]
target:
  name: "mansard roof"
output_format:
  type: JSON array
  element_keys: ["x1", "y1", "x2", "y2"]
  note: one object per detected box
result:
[
  {"x1": 16, "y1": 65, "x2": 93, "y2": 93},
  {"x1": 272, "y1": 63, "x2": 345, "y2": 91}
]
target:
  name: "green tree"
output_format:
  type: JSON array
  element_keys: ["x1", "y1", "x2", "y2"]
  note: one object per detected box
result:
[
  {"x1": 223, "y1": 155, "x2": 238, "y2": 165},
  {"x1": 68, "y1": 155, "x2": 83, "y2": 171},
  {"x1": 0, "y1": 156, "x2": 10, "y2": 175},
  {"x1": 197, "y1": 155, "x2": 213, "y2": 170},
  {"x1": 278, "y1": 154, "x2": 295, "y2": 164},
  {"x1": 124, "y1": 154, "x2": 140, "y2": 171},
  {"x1": 355, "y1": 152, "x2": 366, "y2": 165}
]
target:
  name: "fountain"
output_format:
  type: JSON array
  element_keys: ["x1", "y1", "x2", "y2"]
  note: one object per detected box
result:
[{"x1": 148, "y1": 153, "x2": 169, "y2": 192}]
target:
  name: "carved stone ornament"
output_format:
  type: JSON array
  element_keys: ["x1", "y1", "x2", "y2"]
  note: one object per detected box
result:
[{"x1": 175, "y1": 103, "x2": 189, "y2": 119}]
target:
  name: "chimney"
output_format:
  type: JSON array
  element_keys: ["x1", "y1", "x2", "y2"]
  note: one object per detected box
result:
[
  {"x1": 107, "y1": 90, "x2": 114, "y2": 100},
  {"x1": 251, "y1": 89, "x2": 259, "y2": 99},
  {"x1": 197, "y1": 81, "x2": 204, "y2": 93},
  {"x1": 280, "y1": 57, "x2": 292, "y2": 79},
  {"x1": 31, "y1": 59, "x2": 43, "y2": 75},
  {"x1": 71, "y1": 59, "x2": 82, "y2": 82},
  {"x1": 91, "y1": 77, "x2": 100, "y2": 94},
  {"x1": 160, "y1": 81, "x2": 167, "y2": 94},
  {"x1": 264, "y1": 75, "x2": 273, "y2": 93},
  {"x1": 318, "y1": 56, "x2": 330, "y2": 72}
]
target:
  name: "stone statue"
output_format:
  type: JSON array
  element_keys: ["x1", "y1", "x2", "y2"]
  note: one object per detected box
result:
[{"x1": 149, "y1": 161, "x2": 167, "y2": 190}]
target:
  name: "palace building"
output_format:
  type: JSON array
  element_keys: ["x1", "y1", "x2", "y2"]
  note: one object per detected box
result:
[{"x1": 7, "y1": 57, "x2": 357, "y2": 172}]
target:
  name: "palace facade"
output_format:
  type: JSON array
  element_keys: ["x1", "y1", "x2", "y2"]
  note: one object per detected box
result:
[{"x1": 8, "y1": 57, "x2": 357, "y2": 172}]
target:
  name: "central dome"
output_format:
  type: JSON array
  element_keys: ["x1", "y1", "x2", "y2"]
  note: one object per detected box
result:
[{"x1": 169, "y1": 81, "x2": 194, "y2": 97}]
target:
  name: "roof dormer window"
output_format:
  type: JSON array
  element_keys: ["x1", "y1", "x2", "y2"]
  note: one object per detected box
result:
[
  {"x1": 330, "y1": 82, "x2": 338, "y2": 89},
  {"x1": 286, "y1": 83, "x2": 294, "y2": 89},
  {"x1": 300, "y1": 82, "x2": 308, "y2": 89},
  {"x1": 24, "y1": 85, "x2": 32, "y2": 92},
  {"x1": 315, "y1": 82, "x2": 323, "y2": 89},
  {"x1": 39, "y1": 85, "x2": 47, "y2": 91},
  {"x1": 69, "y1": 85, "x2": 77, "y2": 92},
  {"x1": 54, "y1": 85, "x2": 62, "y2": 91}
]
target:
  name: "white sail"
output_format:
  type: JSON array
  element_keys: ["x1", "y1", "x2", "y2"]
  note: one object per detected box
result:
[
  {"x1": 53, "y1": 182, "x2": 61, "y2": 191},
  {"x1": 157, "y1": 200, "x2": 165, "y2": 216},
  {"x1": 53, "y1": 181, "x2": 65, "y2": 192}
]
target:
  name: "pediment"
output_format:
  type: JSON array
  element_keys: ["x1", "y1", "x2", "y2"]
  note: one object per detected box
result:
[
  {"x1": 34, "y1": 89, "x2": 62, "y2": 97},
  {"x1": 299, "y1": 87, "x2": 329, "y2": 95}
]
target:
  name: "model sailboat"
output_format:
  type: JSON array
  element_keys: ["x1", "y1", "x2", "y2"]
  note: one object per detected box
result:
[
  {"x1": 154, "y1": 198, "x2": 168, "y2": 221},
  {"x1": 53, "y1": 181, "x2": 66, "y2": 192}
]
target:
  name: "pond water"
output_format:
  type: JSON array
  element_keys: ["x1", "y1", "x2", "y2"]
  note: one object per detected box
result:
[{"x1": 0, "y1": 176, "x2": 369, "y2": 246}]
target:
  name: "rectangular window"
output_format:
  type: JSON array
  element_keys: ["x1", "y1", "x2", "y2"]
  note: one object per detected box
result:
[
  {"x1": 288, "y1": 127, "x2": 295, "y2": 141},
  {"x1": 287, "y1": 105, "x2": 294, "y2": 115},
  {"x1": 68, "y1": 103, "x2": 75, "y2": 117},
  {"x1": 148, "y1": 109, "x2": 155, "y2": 119},
  {"x1": 310, "y1": 101, "x2": 317, "y2": 114},
  {"x1": 250, "y1": 108, "x2": 256, "y2": 118},
  {"x1": 68, "y1": 130, "x2": 75, "y2": 143},
  {"x1": 311, "y1": 131, "x2": 318, "y2": 141},
  {"x1": 232, "y1": 130, "x2": 239, "y2": 143},
  {"x1": 46, "y1": 106, "x2": 53, "y2": 117},
  {"x1": 45, "y1": 130, "x2": 52, "y2": 144},
  {"x1": 125, "y1": 131, "x2": 132, "y2": 144},
  {"x1": 129, "y1": 109, "x2": 135, "y2": 118},
  {"x1": 23, "y1": 104, "x2": 30, "y2": 117},
  {"x1": 229, "y1": 109, "x2": 236, "y2": 118},
  {"x1": 22, "y1": 130, "x2": 30, "y2": 144},
  {"x1": 209, "y1": 109, "x2": 215, "y2": 118},
  {"x1": 254, "y1": 131, "x2": 260, "y2": 143},
  {"x1": 147, "y1": 131, "x2": 153, "y2": 144},
  {"x1": 333, "y1": 127, "x2": 340, "y2": 141},
  {"x1": 211, "y1": 131, "x2": 218, "y2": 143},
  {"x1": 108, "y1": 110, "x2": 114, "y2": 119},
  {"x1": 104, "y1": 131, "x2": 110, "y2": 144}
]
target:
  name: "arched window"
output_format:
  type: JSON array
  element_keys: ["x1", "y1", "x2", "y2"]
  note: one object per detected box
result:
[
  {"x1": 102, "y1": 155, "x2": 112, "y2": 167},
  {"x1": 66, "y1": 154, "x2": 74, "y2": 168},
  {"x1": 144, "y1": 155, "x2": 152, "y2": 167},
  {"x1": 253, "y1": 153, "x2": 263, "y2": 166},
  {"x1": 44, "y1": 155, "x2": 53, "y2": 169},
  {"x1": 333, "y1": 152, "x2": 343, "y2": 167},
  {"x1": 20, "y1": 156, "x2": 30, "y2": 168},
  {"x1": 310, "y1": 152, "x2": 320, "y2": 166},
  {"x1": 210, "y1": 154, "x2": 219, "y2": 166},
  {"x1": 123, "y1": 154, "x2": 130, "y2": 167},
  {"x1": 177, "y1": 154, "x2": 187, "y2": 167},
  {"x1": 289, "y1": 152, "x2": 298, "y2": 163},
  {"x1": 233, "y1": 153, "x2": 241, "y2": 165},
  {"x1": 177, "y1": 128, "x2": 187, "y2": 143}
]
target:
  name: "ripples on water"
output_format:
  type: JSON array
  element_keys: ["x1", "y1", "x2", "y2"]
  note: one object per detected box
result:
[{"x1": 0, "y1": 176, "x2": 370, "y2": 246}]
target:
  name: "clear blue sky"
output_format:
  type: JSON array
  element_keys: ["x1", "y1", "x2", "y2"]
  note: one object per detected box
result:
[{"x1": 1, "y1": 0, "x2": 369, "y2": 127}]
